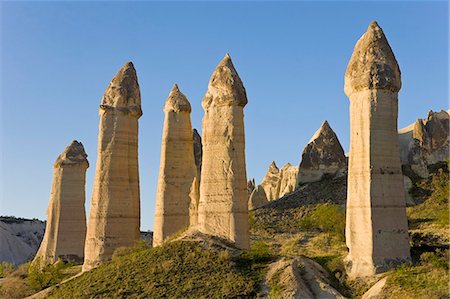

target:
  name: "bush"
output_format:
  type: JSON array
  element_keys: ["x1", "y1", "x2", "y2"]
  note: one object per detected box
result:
[
  {"x1": 27, "y1": 259, "x2": 67, "y2": 291},
  {"x1": 299, "y1": 204, "x2": 345, "y2": 238},
  {"x1": 0, "y1": 262, "x2": 15, "y2": 278},
  {"x1": 420, "y1": 249, "x2": 449, "y2": 270},
  {"x1": 0, "y1": 276, "x2": 33, "y2": 299}
]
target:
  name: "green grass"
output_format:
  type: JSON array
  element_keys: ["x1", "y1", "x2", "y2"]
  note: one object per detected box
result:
[{"x1": 49, "y1": 240, "x2": 270, "y2": 298}]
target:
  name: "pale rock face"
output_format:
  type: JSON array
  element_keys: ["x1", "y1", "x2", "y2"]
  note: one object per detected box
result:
[
  {"x1": 260, "y1": 162, "x2": 298, "y2": 200},
  {"x1": 399, "y1": 110, "x2": 449, "y2": 177},
  {"x1": 248, "y1": 185, "x2": 268, "y2": 210},
  {"x1": 153, "y1": 85, "x2": 197, "y2": 246},
  {"x1": 279, "y1": 163, "x2": 299, "y2": 198},
  {"x1": 197, "y1": 54, "x2": 250, "y2": 249},
  {"x1": 190, "y1": 128, "x2": 202, "y2": 227},
  {"x1": 33, "y1": 141, "x2": 89, "y2": 267},
  {"x1": 247, "y1": 178, "x2": 256, "y2": 195},
  {"x1": 297, "y1": 121, "x2": 346, "y2": 184},
  {"x1": 83, "y1": 62, "x2": 142, "y2": 272},
  {"x1": 344, "y1": 22, "x2": 410, "y2": 278},
  {"x1": 260, "y1": 161, "x2": 282, "y2": 201}
]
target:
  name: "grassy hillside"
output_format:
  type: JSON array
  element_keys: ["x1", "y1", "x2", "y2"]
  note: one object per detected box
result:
[{"x1": 48, "y1": 238, "x2": 273, "y2": 298}]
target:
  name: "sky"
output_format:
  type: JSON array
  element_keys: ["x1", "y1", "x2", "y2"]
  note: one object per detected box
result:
[{"x1": 0, "y1": 1, "x2": 448, "y2": 231}]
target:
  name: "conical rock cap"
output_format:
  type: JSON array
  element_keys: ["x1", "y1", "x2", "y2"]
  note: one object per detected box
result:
[
  {"x1": 202, "y1": 54, "x2": 247, "y2": 108},
  {"x1": 54, "y1": 140, "x2": 89, "y2": 167},
  {"x1": 164, "y1": 84, "x2": 192, "y2": 113},
  {"x1": 101, "y1": 62, "x2": 142, "y2": 115},
  {"x1": 344, "y1": 21, "x2": 401, "y2": 96}
]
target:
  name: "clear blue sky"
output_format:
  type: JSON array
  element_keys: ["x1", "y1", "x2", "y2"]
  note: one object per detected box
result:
[{"x1": 1, "y1": 1, "x2": 448, "y2": 231}]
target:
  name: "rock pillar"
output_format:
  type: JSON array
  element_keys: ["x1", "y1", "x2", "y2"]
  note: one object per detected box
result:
[
  {"x1": 33, "y1": 141, "x2": 89, "y2": 267},
  {"x1": 83, "y1": 62, "x2": 142, "y2": 271},
  {"x1": 344, "y1": 21, "x2": 410, "y2": 278},
  {"x1": 197, "y1": 54, "x2": 250, "y2": 249},
  {"x1": 153, "y1": 85, "x2": 197, "y2": 246}
]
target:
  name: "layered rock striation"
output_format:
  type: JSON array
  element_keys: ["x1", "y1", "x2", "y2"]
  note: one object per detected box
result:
[
  {"x1": 197, "y1": 54, "x2": 250, "y2": 249},
  {"x1": 83, "y1": 62, "x2": 142, "y2": 271},
  {"x1": 296, "y1": 121, "x2": 346, "y2": 185},
  {"x1": 153, "y1": 85, "x2": 197, "y2": 246},
  {"x1": 33, "y1": 141, "x2": 89, "y2": 267},
  {"x1": 344, "y1": 21, "x2": 410, "y2": 278}
]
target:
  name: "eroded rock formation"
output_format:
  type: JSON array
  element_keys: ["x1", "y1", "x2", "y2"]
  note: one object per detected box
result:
[
  {"x1": 153, "y1": 85, "x2": 197, "y2": 246},
  {"x1": 190, "y1": 128, "x2": 202, "y2": 227},
  {"x1": 344, "y1": 21, "x2": 410, "y2": 278},
  {"x1": 33, "y1": 141, "x2": 89, "y2": 267},
  {"x1": 247, "y1": 178, "x2": 256, "y2": 195},
  {"x1": 248, "y1": 185, "x2": 268, "y2": 210},
  {"x1": 297, "y1": 121, "x2": 346, "y2": 185},
  {"x1": 399, "y1": 110, "x2": 449, "y2": 177},
  {"x1": 197, "y1": 54, "x2": 250, "y2": 249},
  {"x1": 260, "y1": 162, "x2": 298, "y2": 200},
  {"x1": 83, "y1": 62, "x2": 142, "y2": 271}
]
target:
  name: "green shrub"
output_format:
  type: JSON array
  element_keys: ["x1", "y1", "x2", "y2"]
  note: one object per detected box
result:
[
  {"x1": 27, "y1": 259, "x2": 67, "y2": 291},
  {"x1": 299, "y1": 204, "x2": 345, "y2": 239},
  {"x1": 0, "y1": 261, "x2": 15, "y2": 278},
  {"x1": 420, "y1": 249, "x2": 449, "y2": 270}
]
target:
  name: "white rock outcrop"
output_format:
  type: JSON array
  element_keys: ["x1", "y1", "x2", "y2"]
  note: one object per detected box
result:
[
  {"x1": 153, "y1": 85, "x2": 197, "y2": 246},
  {"x1": 248, "y1": 185, "x2": 268, "y2": 210},
  {"x1": 197, "y1": 54, "x2": 250, "y2": 249},
  {"x1": 344, "y1": 21, "x2": 410, "y2": 278},
  {"x1": 83, "y1": 62, "x2": 142, "y2": 272},
  {"x1": 33, "y1": 141, "x2": 89, "y2": 267},
  {"x1": 260, "y1": 162, "x2": 298, "y2": 200}
]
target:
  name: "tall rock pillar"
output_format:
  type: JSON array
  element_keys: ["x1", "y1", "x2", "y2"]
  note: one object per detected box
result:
[
  {"x1": 83, "y1": 62, "x2": 142, "y2": 271},
  {"x1": 33, "y1": 141, "x2": 89, "y2": 267},
  {"x1": 153, "y1": 84, "x2": 197, "y2": 246},
  {"x1": 344, "y1": 21, "x2": 410, "y2": 278},
  {"x1": 198, "y1": 54, "x2": 250, "y2": 249}
]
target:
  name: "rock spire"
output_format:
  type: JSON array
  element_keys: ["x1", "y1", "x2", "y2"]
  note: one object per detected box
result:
[
  {"x1": 344, "y1": 22, "x2": 410, "y2": 278},
  {"x1": 296, "y1": 121, "x2": 346, "y2": 184},
  {"x1": 33, "y1": 140, "x2": 89, "y2": 267},
  {"x1": 197, "y1": 54, "x2": 250, "y2": 249},
  {"x1": 153, "y1": 85, "x2": 197, "y2": 246},
  {"x1": 83, "y1": 62, "x2": 142, "y2": 271}
]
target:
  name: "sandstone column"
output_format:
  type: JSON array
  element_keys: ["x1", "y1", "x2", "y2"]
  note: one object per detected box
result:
[
  {"x1": 83, "y1": 62, "x2": 142, "y2": 272},
  {"x1": 197, "y1": 54, "x2": 250, "y2": 249},
  {"x1": 344, "y1": 21, "x2": 410, "y2": 278},
  {"x1": 153, "y1": 84, "x2": 197, "y2": 246},
  {"x1": 33, "y1": 141, "x2": 89, "y2": 267}
]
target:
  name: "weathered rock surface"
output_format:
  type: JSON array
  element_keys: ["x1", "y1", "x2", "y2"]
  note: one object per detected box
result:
[
  {"x1": 297, "y1": 121, "x2": 346, "y2": 184},
  {"x1": 361, "y1": 277, "x2": 388, "y2": 299},
  {"x1": 153, "y1": 85, "x2": 197, "y2": 246},
  {"x1": 248, "y1": 185, "x2": 268, "y2": 210},
  {"x1": 197, "y1": 54, "x2": 250, "y2": 249},
  {"x1": 33, "y1": 141, "x2": 89, "y2": 267},
  {"x1": 190, "y1": 128, "x2": 202, "y2": 227},
  {"x1": 247, "y1": 178, "x2": 256, "y2": 195},
  {"x1": 260, "y1": 162, "x2": 298, "y2": 200},
  {"x1": 260, "y1": 161, "x2": 282, "y2": 201},
  {"x1": 0, "y1": 217, "x2": 45, "y2": 265},
  {"x1": 399, "y1": 110, "x2": 449, "y2": 177},
  {"x1": 279, "y1": 163, "x2": 299, "y2": 197},
  {"x1": 83, "y1": 62, "x2": 142, "y2": 272},
  {"x1": 344, "y1": 21, "x2": 410, "y2": 278},
  {"x1": 265, "y1": 257, "x2": 346, "y2": 298}
]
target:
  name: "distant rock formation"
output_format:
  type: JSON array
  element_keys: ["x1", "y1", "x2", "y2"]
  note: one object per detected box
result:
[
  {"x1": 190, "y1": 128, "x2": 202, "y2": 227},
  {"x1": 33, "y1": 141, "x2": 89, "y2": 267},
  {"x1": 344, "y1": 21, "x2": 410, "y2": 278},
  {"x1": 260, "y1": 162, "x2": 298, "y2": 201},
  {"x1": 399, "y1": 110, "x2": 449, "y2": 177},
  {"x1": 83, "y1": 62, "x2": 142, "y2": 272},
  {"x1": 153, "y1": 85, "x2": 197, "y2": 246},
  {"x1": 248, "y1": 185, "x2": 268, "y2": 210},
  {"x1": 297, "y1": 121, "x2": 346, "y2": 185},
  {"x1": 197, "y1": 54, "x2": 250, "y2": 249},
  {"x1": 279, "y1": 163, "x2": 299, "y2": 198},
  {"x1": 247, "y1": 178, "x2": 256, "y2": 195},
  {"x1": 0, "y1": 217, "x2": 45, "y2": 265},
  {"x1": 260, "y1": 161, "x2": 282, "y2": 201}
]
